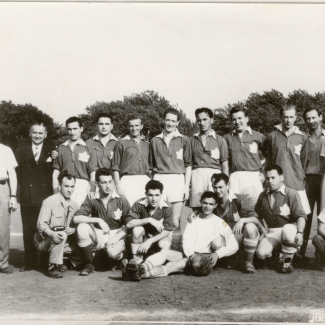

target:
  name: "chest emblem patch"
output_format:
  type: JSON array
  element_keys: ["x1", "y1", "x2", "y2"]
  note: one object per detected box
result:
[
  {"x1": 222, "y1": 221, "x2": 228, "y2": 227},
  {"x1": 294, "y1": 144, "x2": 302, "y2": 156},
  {"x1": 249, "y1": 142, "x2": 258, "y2": 154},
  {"x1": 176, "y1": 148, "x2": 183, "y2": 160},
  {"x1": 46, "y1": 157, "x2": 52, "y2": 162},
  {"x1": 113, "y1": 207, "x2": 122, "y2": 220},
  {"x1": 109, "y1": 151, "x2": 114, "y2": 160},
  {"x1": 233, "y1": 211, "x2": 241, "y2": 221},
  {"x1": 78, "y1": 151, "x2": 90, "y2": 163},
  {"x1": 210, "y1": 148, "x2": 220, "y2": 160},
  {"x1": 279, "y1": 203, "x2": 290, "y2": 217}
]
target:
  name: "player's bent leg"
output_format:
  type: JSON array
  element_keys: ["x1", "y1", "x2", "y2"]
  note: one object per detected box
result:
[
  {"x1": 158, "y1": 237, "x2": 172, "y2": 250},
  {"x1": 211, "y1": 236, "x2": 225, "y2": 252},
  {"x1": 312, "y1": 235, "x2": 325, "y2": 271},
  {"x1": 106, "y1": 240, "x2": 126, "y2": 261},
  {"x1": 280, "y1": 224, "x2": 297, "y2": 274},
  {"x1": 171, "y1": 201, "x2": 184, "y2": 229},
  {"x1": 131, "y1": 226, "x2": 146, "y2": 262},
  {"x1": 47, "y1": 232, "x2": 68, "y2": 278},
  {"x1": 256, "y1": 237, "x2": 280, "y2": 260},
  {"x1": 243, "y1": 223, "x2": 259, "y2": 273}
]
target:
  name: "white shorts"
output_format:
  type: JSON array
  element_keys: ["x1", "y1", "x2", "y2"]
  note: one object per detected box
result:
[
  {"x1": 93, "y1": 227, "x2": 122, "y2": 250},
  {"x1": 229, "y1": 171, "x2": 263, "y2": 208},
  {"x1": 120, "y1": 175, "x2": 151, "y2": 206},
  {"x1": 297, "y1": 190, "x2": 311, "y2": 215},
  {"x1": 71, "y1": 178, "x2": 91, "y2": 208},
  {"x1": 154, "y1": 174, "x2": 185, "y2": 203},
  {"x1": 189, "y1": 168, "x2": 221, "y2": 208}
]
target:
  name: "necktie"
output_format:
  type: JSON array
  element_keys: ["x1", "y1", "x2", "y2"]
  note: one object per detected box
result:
[{"x1": 34, "y1": 146, "x2": 40, "y2": 163}]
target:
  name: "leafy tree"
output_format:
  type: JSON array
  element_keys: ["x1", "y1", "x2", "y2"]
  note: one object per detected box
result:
[
  {"x1": 78, "y1": 90, "x2": 195, "y2": 140},
  {"x1": 0, "y1": 101, "x2": 61, "y2": 150}
]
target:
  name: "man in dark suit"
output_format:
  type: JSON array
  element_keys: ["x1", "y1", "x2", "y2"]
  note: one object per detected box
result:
[{"x1": 15, "y1": 123, "x2": 55, "y2": 271}]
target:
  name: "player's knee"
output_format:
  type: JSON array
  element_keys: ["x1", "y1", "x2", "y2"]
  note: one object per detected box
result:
[
  {"x1": 312, "y1": 234, "x2": 323, "y2": 247},
  {"x1": 107, "y1": 247, "x2": 124, "y2": 261},
  {"x1": 158, "y1": 238, "x2": 171, "y2": 250},
  {"x1": 211, "y1": 236, "x2": 225, "y2": 251},
  {"x1": 132, "y1": 226, "x2": 145, "y2": 239},
  {"x1": 77, "y1": 223, "x2": 91, "y2": 239},
  {"x1": 243, "y1": 223, "x2": 258, "y2": 238},
  {"x1": 282, "y1": 224, "x2": 296, "y2": 244},
  {"x1": 255, "y1": 246, "x2": 270, "y2": 260}
]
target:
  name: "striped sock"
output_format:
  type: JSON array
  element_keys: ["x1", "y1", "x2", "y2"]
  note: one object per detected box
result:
[
  {"x1": 141, "y1": 252, "x2": 166, "y2": 274},
  {"x1": 243, "y1": 237, "x2": 258, "y2": 263},
  {"x1": 142, "y1": 265, "x2": 168, "y2": 279}
]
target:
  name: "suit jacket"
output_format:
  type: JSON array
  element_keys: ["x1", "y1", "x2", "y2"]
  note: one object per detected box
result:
[{"x1": 15, "y1": 142, "x2": 54, "y2": 207}]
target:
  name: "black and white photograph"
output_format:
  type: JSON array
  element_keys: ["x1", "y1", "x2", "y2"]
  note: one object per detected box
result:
[{"x1": 1, "y1": 2, "x2": 325, "y2": 324}]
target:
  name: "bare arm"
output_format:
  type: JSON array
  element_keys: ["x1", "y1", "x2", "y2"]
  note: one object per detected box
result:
[
  {"x1": 52, "y1": 169, "x2": 60, "y2": 193},
  {"x1": 8, "y1": 168, "x2": 18, "y2": 211},
  {"x1": 221, "y1": 160, "x2": 229, "y2": 176}
]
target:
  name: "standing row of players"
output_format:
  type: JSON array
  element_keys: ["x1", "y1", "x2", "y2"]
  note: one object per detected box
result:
[{"x1": 0, "y1": 104, "x2": 324, "y2": 277}]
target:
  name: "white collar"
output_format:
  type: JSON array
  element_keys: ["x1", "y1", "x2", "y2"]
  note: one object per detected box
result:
[
  {"x1": 266, "y1": 184, "x2": 286, "y2": 195},
  {"x1": 193, "y1": 130, "x2": 217, "y2": 139},
  {"x1": 122, "y1": 135, "x2": 146, "y2": 141},
  {"x1": 155, "y1": 128, "x2": 183, "y2": 139},
  {"x1": 275, "y1": 124, "x2": 304, "y2": 135},
  {"x1": 138, "y1": 197, "x2": 169, "y2": 209},
  {"x1": 98, "y1": 191, "x2": 121, "y2": 200},
  {"x1": 307, "y1": 128, "x2": 325, "y2": 137},
  {"x1": 93, "y1": 134, "x2": 118, "y2": 141},
  {"x1": 232, "y1": 126, "x2": 253, "y2": 136},
  {"x1": 62, "y1": 138, "x2": 87, "y2": 147}
]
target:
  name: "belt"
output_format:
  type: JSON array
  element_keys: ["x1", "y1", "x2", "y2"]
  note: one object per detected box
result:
[{"x1": 0, "y1": 179, "x2": 7, "y2": 185}]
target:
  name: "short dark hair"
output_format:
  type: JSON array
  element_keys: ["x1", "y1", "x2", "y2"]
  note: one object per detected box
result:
[
  {"x1": 163, "y1": 108, "x2": 180, "y2": 121},
  {"x1": 265, "y1": 164, "x2": 283, "y2": 176},
  {"x1": 58, "y1": 171, "x2": 76, "y2": 185},
  {"x1": 97, "y1": 113, "x2": 113, "y2": 124},
  {"x1": 30, "y1": 122, "x2": 47, "y2": 132},
  {"x1": 303, "y1": 106, "x2": 323, "y2": 120},
  {"x1": 195, "y1": 107, "x2": 214, "y2": 119},
  {"x1": 127, "y1": 114, "x2": 143, "y2": 124},
  {"x1": 211, "y1": 173, "x2": 229, "y2": 185},
  {"x1": 200, "y1": 191, "x2": 217, "y2": 202},
  {"x1": 281, "y1": 104, "x2": 297, "y2": 116},
  {"x1": 229, "y1": 103, "x2": 247, "y2": 118},
  {"x1": 66, "y1": 116, "x2": 83, "y2": 128},
  {"x1": 145, "y1": 180, "x2": 164, "y2": 194},
  {"x1": 95, "y1": 168, "x2": 112, "y2": 182}
]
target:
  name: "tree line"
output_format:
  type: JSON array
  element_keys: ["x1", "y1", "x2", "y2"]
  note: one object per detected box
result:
[{"x1": 1, "y1": 89, "x2": 325, "y2": 150}]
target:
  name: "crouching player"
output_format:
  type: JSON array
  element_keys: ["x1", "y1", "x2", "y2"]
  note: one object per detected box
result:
[
  {"x1": 255, "y1": 164, "x2": 307, "y2": 274},
  {"x1": 73, "y1": 168, "x2": 130, "y2": 276},
  {"x1": 121, "y1": 191, "x2": 239, "y2": 280},
  {"x1": 122, "y1": 180, "x2": 173, "y2": 280},
  {"x1": 311, "y1": 210, "x2": 325, "y2": 271}
]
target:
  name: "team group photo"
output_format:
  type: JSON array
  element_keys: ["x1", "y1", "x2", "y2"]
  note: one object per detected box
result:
[{"x1": 1, "y1": 2, "x2": 325, "y2": 324}]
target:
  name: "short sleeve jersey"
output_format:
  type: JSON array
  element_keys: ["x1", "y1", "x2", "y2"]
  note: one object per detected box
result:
[
  {"x1": 52, "y1": 139, "x2": 92, "y2": 181},
  {"x1": 126, "y1": 197, "x2": 173, "y2": 236},
  {"x1": 0, "y1": 143, "x2": 18, "y2": 179},
  {"x1": 190, "y1": 131, "x2": 228, "y2": 170},
  {"x1": 266, "y1": 125, "x2": 307, "y2": 191},
  {"x1": 150, "y1": 129, "x2": 192, "y2": 174},
  {"x1": 86, "y1": 134, "x2": 118, "y2": 172},
  {"x1": 224, "y1": 127, "x2": 266, "y2": 173},
  {"x1": 255, "y1": 186, "x2": 307, "y2": 228},
  {"x1": 111, "y1": 136, "x2": 150, "y2": 176}
]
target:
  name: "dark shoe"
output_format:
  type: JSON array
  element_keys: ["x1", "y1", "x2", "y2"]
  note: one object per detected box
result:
[
  {"x1": 120, "y1": 259, "x2": 129, "y2": 281},
  {"x1": 58, "y1": 264, "x2": 68, "y2": 272},
  {"x1": 47, "y1": 265, "x2": 63, "y2": 278},
  {"x1": 79, "y1": 264, "x2": 95, "y2": 276},
  {"x1": 244, "y1": 261, "x2": 256, "y2": 274},
  {"x1": 127, "y1": 259, "x2": 141, "y2": 281},
  {"x1": 20, "y1": 265, "x2": 33, "y2": 272},
  {"x1": 0, "y1": 267, "x2": 13, "y2": 274},
  {"x1": 279, "y1": 258, "x2": 293, "y2": 274}
]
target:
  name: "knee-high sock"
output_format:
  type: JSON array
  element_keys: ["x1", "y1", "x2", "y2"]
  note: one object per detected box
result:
[
  {"x1": 81, "y1": 244, "x2": 94, "y2": 265},
  {"x1": 141, "y1": 252, "x2": 166, "y2": 273},
  {"x1": 142, "y1": 265, "x2": 168, "y2": 279},
  {"x1": 243, "y1": 237, "x2": 258, "y2": 263}
]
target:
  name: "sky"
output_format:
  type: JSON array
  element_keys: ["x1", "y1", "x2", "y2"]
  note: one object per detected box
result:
[{"x1": 1, "y1": 3, "x2": 325, "y2": 124}]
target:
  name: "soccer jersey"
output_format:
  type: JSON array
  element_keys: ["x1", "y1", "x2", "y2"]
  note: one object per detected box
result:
[
  {"x1": 182, "y1": 214, "x2": 238, "y2": 258},
  {"x1": 150, "y1": 129, "x2": 192, "y2": 174},
  {"x1": 191, "y1": 130, "x2": 228, "y2": 170},
  {"x1": 87, "y1": 134, "x2": 118, "y2": 172},
  {"x1": 255, "y1": 185, "x2": 307, "y2": 228},
  {"x1": 111, "y1": 136, "x2": 150, "y2": 176},
  {"x1": 213, "y1": 190, "x2": 258, "y2": 230},
  {"x1": 126, "y1": 197, "x2": 173, "y2": 236},
  {"x1": 74, "y1": 191, "x2": 130, "y2": 231},
  {"x1": 266, "y1": 125, "x2": 307, "y2": 191},
  {"x1": 52, "y1": 139, "x2": 92, "y2": 181},
  {"x1": 224, "y1": 127, "x2": 266, "y2": 173}
]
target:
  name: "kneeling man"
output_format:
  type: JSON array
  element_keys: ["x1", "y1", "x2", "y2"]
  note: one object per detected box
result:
[
  {"x1": 74, "y1": 168, "x2": 130, "y2": 276},
  {"x1": 122, "y1": 191, "x2": 238, "y2": 280},
  {"x1": 35, "y1": 171, "x2": 82, "y2": 278},
  {"x1": 255, "y1": 164, "x2": 307, "y2": 274}
]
